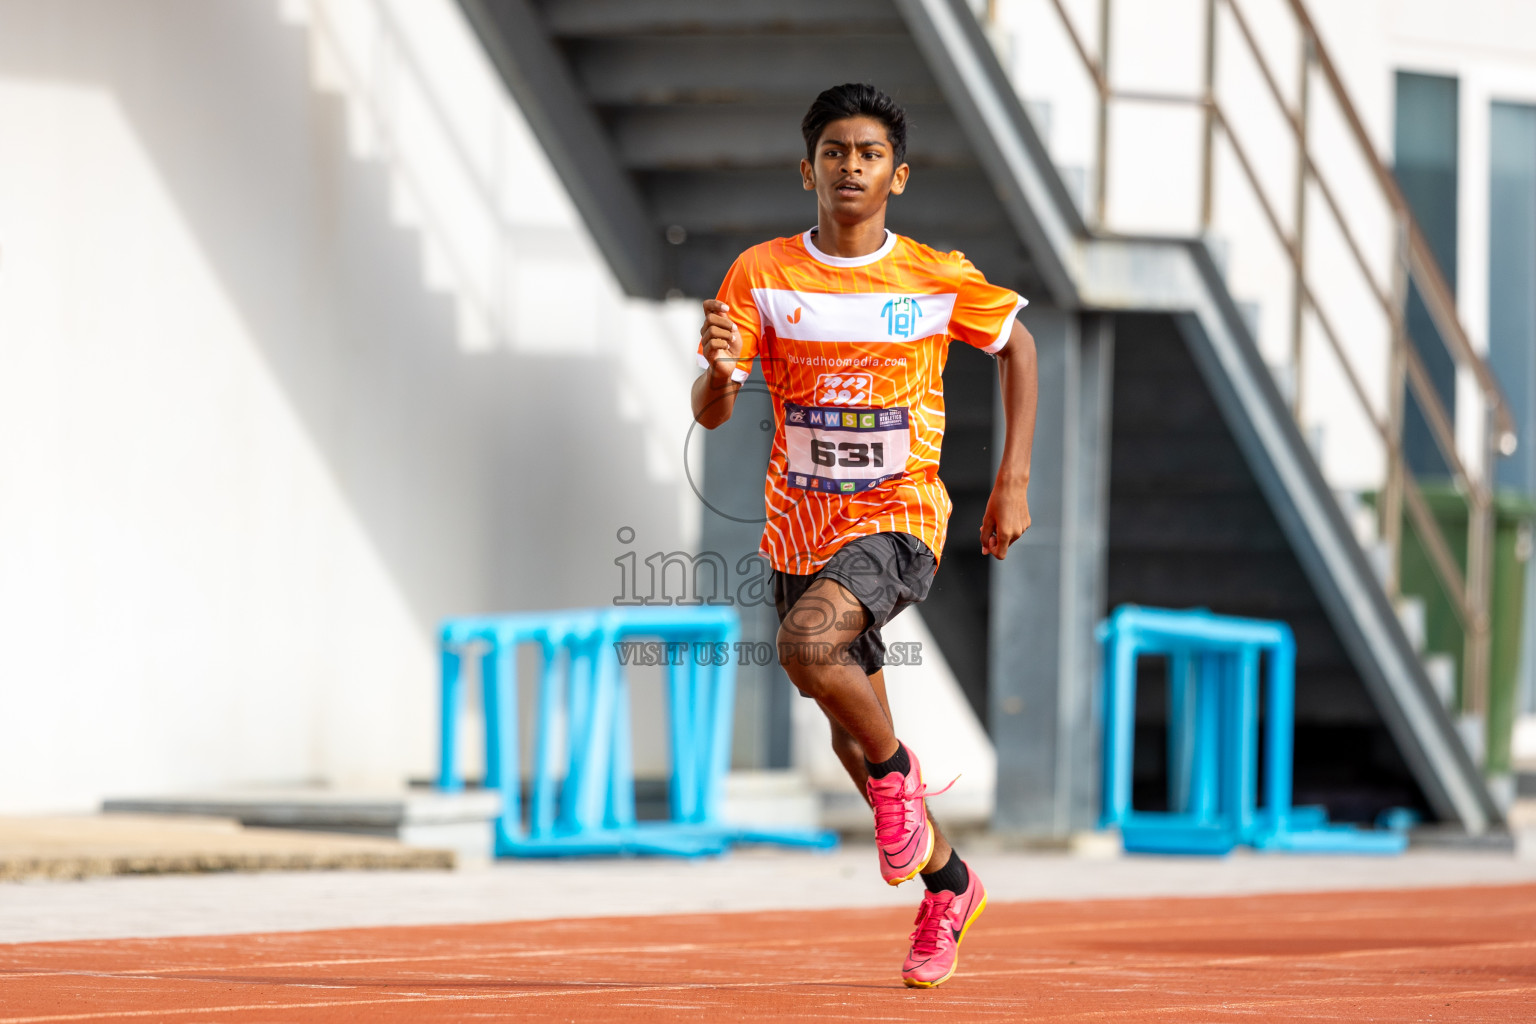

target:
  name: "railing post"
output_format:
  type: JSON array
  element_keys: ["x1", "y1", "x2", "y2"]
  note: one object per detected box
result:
[
  {"x1": 1464, "y1": 409, "x2": 1498, "y2": 722},
  {"x1": 1289, "y1": 38, "x2": 1312, "y2": 419},
  {"x1": 1381, "y1": 214, "x2": 1410, "y2": 600},
  {"x1": 1199, "y1": 0, "x2": 1217, "y2": 231},
  {"x1": 1094, "y1": 0, "x2": 1112, "y2": 227}
]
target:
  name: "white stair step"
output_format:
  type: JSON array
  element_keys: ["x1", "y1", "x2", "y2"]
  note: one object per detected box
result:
[
  {"x1": 103, "y1": 789, "x2": 502, "y2": 861},
  {"x1": 1334, "y1": 489, "x2": 1381, "y2": 548},
  {"x1": 1395, "y1": 596, "x2": 1427, "y2": 653},
  {"x1": 1304, "y1": 423, "x2": 1326, "y2": 464},
  {"x1": 1055, "y1": 164, "x2": 1089, "y2": 217},
  {"x1": 1486, "y1": 773, "x2": 1516, "y2": 812},
  {"x1": 722, "y1": 771, "x2": 821, "y2": 830},
  {"x1": 1422, "y1": 653, "x2": 1457, "y2": 710},
  {"x1": 1513, "y1": 714, "x2": 1536, "y2": 766},
  {"x1": 1024, "y1": 100, "x2": 1053, "y2": 145},
  {"x1": 1237, "y1": 300, "x2": 1262, "y2": 344},
  {"x1": 1205, "y1": 234, "x2": 1230, "y2": 277},
  {"x1": 1267, "y1": 361, "x2": 1296, "y2": 409},
  {"x1": 1365, "y1": 540, "x2": 1393, "y2": 587},
  {"x1": 1456, "y1": 713, "x2": 1485, "y2": 770}
]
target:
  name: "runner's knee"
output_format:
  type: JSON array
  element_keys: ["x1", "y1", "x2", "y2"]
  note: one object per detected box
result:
[{"x1": 776, "y1": 624, "x2": 837, "y2": 697}]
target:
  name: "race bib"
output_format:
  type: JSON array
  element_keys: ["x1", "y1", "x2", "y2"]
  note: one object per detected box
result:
[{"x1": 783, "y1": 404, "x2": 910, "y2": 494}]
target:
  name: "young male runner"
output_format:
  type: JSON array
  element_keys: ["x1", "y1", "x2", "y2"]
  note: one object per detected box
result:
[{"x1": 690, "y1": 83, "x2": 1038, "y2": 988}]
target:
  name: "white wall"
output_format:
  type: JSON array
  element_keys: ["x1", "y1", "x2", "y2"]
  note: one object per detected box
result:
[{"x1": 0, "y1": 0, "x2": 699, "y2": 812}]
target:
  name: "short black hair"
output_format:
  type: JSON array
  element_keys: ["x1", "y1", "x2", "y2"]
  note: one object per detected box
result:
[{"x1": 801, "y1": 83, "x2": 908, "y2": 166}]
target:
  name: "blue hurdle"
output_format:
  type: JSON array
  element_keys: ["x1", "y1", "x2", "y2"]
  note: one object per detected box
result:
[
  {"x1": 1099, "y1": 605, "x2": 1407, "y2": 855},
  {"x1": 438, "y1": 606, "x2": 837, "y2": 857}
]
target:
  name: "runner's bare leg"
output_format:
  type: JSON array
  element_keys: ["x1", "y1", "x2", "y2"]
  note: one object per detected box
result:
[
  {"x1": 822, "y1": 670, "x2": 955, "y2": 874},
  {"x1": 777, "y1": 577, "x2": 898, "y2": 761}
]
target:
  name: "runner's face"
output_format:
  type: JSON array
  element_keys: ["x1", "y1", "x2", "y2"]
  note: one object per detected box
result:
[{"x1": 801, "y1": 116, "x2": 908, "y2": 224}]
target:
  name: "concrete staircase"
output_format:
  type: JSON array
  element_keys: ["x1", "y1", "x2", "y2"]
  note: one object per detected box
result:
[{"x1": 459, "y1": 0, "x2": 1043, "y2": 301}]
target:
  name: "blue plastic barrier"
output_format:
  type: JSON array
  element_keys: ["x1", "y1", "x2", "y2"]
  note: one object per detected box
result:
[
  {"x1": 1099, "y1": 606, "x2": 1407, "y2": 855},
  {"x1": 438, "y1": 606, "x2": 837, "y2": 857}
]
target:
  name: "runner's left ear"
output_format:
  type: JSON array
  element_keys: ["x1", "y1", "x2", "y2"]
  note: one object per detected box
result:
[{"x1": 889, "y1": 162, "x2": 909, "y2": 196}]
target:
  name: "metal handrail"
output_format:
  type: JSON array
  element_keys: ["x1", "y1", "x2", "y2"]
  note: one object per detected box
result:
[
  {"x1": 1288, "y1": 0, "x2": 1515, "y2": 447},
  {"x1": 999, "y1": 0, "x2": 1514, "y2": 723}
]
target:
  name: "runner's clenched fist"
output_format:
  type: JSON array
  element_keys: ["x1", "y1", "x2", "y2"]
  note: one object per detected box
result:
[{"x1": 699, "y1": 298, "x2": 742, "y2": 384}]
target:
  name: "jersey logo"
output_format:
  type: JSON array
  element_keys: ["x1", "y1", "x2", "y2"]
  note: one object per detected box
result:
[
  {"x1": 815, "y1": 372, "x2": 877, "y2": 406},
  {"x1": 881, "y1": 296, "x2": 923, "y2": 338},
  {"x1": 750, "y1": 288, "x2": 957, "y2": 343}
]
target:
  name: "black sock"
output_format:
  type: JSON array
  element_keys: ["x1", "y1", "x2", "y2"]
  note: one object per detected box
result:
[
  {"x1": 864, "y1": 742, "x2": 910, "y2": 778},
  {"x1": 922, "y1": 850, "x2": 969, "y2": 894}
]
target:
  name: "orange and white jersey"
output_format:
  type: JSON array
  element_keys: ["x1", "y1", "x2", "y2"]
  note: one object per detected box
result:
[{"x1": 697, "y1": 228, "x2": 1027, "y2": 574}]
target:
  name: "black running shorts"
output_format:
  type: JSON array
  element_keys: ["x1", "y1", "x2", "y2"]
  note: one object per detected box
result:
[{"x1": 772, "y1": 531, "x2": 937, "y2": 678}]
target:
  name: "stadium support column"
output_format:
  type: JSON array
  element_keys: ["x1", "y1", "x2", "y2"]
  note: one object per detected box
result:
[
  {"x1": 989, "y1": 310, "x2": 1113, "y2": 836},
  {"x1": 698, "y1": 370, "x2": 791, "y2": 770}
]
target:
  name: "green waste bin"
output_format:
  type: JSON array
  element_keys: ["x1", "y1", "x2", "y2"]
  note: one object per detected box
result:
[{"x1": 1390, "y1": 485, "x2": 1536, "y2": 775}]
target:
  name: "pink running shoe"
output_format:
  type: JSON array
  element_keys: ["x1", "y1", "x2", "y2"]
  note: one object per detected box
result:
[
  {"x1": 865, "y1": 744, "x2": 953, "y2": 886},
  {"x1": 902, "y1": 864, "x2": 988, "y2": 988}
]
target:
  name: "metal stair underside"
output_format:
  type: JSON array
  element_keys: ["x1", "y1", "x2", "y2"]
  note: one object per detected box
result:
[
  {"x1": 458, "y1": 0, "x2": 1049, "y2": 300},
  {"x1": 459, "y1": 0, "x2": 1499, "y2": 832}
]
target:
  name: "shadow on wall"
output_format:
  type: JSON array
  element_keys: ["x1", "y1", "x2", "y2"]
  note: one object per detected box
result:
[{"x1": 0, "y1": 0, "x2": 686, "y2": 628}]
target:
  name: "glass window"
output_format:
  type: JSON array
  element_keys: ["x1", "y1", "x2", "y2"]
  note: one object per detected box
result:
[
  {"x1": 1488, "y1": 101, "x2": 1536, "y2": 715},
  {"x1": 1394, "y1": 72, "x2": 1460, "y2": 480},
  {"x1": 1489, "y1": 101, "x2": 1536, "y2": 495}
]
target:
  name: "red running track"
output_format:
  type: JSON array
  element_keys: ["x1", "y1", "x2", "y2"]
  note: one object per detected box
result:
[{"x1": 1, "y1": 884, "x2": 1533, "y2": 1022}]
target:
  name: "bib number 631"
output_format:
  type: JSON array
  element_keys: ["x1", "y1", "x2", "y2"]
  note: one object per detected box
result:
[{"x1": 811, "y1": 439, "x2": 885, "y2": 468}]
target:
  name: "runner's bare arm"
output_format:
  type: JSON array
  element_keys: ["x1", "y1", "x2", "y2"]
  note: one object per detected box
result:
[
  {"x1": 981, "y1": 317, "x2": 1037, "y2": 560},
  {"x1": 691, "y1": 299, "x2": 745, "y2": 429}
]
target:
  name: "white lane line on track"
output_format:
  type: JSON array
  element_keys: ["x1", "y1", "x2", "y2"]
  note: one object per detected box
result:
[
  {"x1": 4, "y1": 971, "x2": 1536, "y2": 1024},
  {"x1": 4, "y1": 897, "x2": 1531, "y2": 981}
]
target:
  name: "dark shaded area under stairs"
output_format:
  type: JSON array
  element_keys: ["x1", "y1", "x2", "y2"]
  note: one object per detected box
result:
[{"x1": 1109, "y1": 313, "x2": 1429, "y2": 823}]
